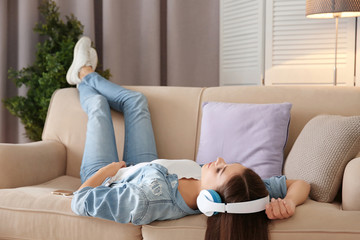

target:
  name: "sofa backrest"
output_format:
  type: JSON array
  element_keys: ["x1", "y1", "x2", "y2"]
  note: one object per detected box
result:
[
  {"x1": 198, "y1": 86, "x2": 360, "y2": 159},
  {"x1": 42, "y1": 87, "x2": 203, "y2": 178},
  {"x1": 43, "y1": 86, "x2": 360, "y2": 178}
]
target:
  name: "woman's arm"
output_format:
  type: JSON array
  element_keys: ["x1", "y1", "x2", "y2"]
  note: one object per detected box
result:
[
  {"x1": 284, "y1": 179, "x2": 311, "y2": 207},
  {"x1": 71, "y1": 168, "x2": 145, "y2": 224},
  {"x1": 266, "y1": 179, "x2": 310, "y2": 220},
  {"x1": 78, "y1": 161, "x2": 126, "y2": 190}
]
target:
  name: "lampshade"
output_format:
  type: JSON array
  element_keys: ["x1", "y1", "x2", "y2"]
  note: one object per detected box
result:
[{"x1": 306, "y1": 0, "x2": 360, "y2": 18}]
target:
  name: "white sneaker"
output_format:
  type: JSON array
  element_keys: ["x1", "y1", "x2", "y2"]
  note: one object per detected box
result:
[
  {"x1": 89, "y1": 47, "x2": 98, "y2": 72},
  {"x1": 66, "y1": 36, "x2": 96, "y2": 85}
]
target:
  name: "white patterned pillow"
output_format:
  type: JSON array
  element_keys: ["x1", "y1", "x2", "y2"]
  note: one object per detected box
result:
[{"x1": 284, "y1": 115, "x2": 360, "y2": 202}]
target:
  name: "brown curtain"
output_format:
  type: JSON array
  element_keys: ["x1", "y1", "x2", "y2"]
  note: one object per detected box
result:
[{"x1": 0, "y1": 0, "x2": 219, "y2": 143}]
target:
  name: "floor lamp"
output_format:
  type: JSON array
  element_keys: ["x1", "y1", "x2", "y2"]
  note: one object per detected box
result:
[{"x1": 306, "y1": 0, "x2": 360, "y2": 85}]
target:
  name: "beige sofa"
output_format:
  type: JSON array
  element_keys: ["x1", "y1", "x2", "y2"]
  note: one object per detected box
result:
[{"x1": 1, "y1": 86, "x2": 360, "y2": 240}]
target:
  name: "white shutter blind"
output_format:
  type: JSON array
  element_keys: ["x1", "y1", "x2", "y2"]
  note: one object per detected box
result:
[
  {"x1": 265, "y1": 0, "x2": 356, "y2": 86},
  {"x1": 356, "y1": 18, "x2": 360, "y2": 86},
  {"x1": 220, "y1": 0, "x2": 265, "y2": 86}
]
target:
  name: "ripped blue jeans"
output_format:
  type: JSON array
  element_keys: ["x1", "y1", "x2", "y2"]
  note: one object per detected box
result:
[{"x1": 78, "y1": 72, "x2": 158, "y2": 183}]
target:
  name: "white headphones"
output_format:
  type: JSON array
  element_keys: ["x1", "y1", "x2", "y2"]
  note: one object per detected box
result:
[{"x1": 197, "y1": 189, "x2": 270, "y2": 217}]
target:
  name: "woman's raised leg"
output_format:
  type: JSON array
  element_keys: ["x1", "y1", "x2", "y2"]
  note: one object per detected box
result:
[
  {"x1": 78, "y1": 83, "x2": 119, "y2": 183},
  {"x1": 80, "y1": 72, "x2": 158, "y2": 166},
  {"x1": 67, "y1": 36, "x2": 157, "y2": 175}
]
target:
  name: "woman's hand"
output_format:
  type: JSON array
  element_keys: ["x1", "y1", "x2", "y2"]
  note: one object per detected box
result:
[
  {"x1": 99, "y1": 161, "x2": 126, "y2": 177},
  {"x1": 78, "y1": 161, "x2": 126, "y2": 190},
  {"x1": 265, "y1": 198, "x2": 296, "y2": 220},
  {"x1": 266, "y1": 179, "x2": 310, "y2": 220}
]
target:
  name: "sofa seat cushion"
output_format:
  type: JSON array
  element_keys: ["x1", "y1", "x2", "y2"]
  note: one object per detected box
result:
[
  {"x1": 142, "y1": 214, "x2": 207, "y2": 240},
  {"x1": 271, "y1": 200, "x2": 360, "y2": 240},
  {"x1": 0, "y1": 176, "x2": 142, "y2": 240},
  {"x1": 142, "y1": 200, "x2": 360, "y2": 240}
]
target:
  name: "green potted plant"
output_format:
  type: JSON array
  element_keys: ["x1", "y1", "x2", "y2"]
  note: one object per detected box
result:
[{"x1": 3, "y1": 0, "x2": 110, "y2": 141}]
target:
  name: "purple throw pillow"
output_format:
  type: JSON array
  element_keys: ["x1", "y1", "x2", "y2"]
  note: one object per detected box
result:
[{"x1": 196, "y1": 102, "x2": 292, "y2": 179}]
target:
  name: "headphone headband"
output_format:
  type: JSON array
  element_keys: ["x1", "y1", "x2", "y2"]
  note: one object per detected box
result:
[
  {"x1": 225, "y1": 195, "x2": 270, "y2": 214},
  {"x1": 197, "y1": 189, "x2": 269, "y2": 216}
]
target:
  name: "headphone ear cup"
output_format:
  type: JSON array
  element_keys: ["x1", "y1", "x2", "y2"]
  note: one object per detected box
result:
[
  {"x1": 197, "y1": 190, "x2": 223, "y2": 216},
  {"x1": 207, "y1": 190, "x2": 222, "y2": 203}
]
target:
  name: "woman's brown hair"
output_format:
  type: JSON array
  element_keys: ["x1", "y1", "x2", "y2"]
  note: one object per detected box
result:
[{"x1": 205, "y1": 168, "x2": 269, "y2": 240}]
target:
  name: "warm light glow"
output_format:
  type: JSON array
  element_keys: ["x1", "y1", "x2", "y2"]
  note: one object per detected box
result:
[{"x1": 307, "y1": 11, "x2": 360, "y2": 18}]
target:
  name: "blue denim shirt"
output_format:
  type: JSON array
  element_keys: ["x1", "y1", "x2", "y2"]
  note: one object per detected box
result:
[{"x1": 71, "y1": 163, "x2": 287, "y2": 225}]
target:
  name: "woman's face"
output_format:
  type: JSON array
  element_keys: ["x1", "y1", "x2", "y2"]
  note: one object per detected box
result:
[{"x1": 201, "y1": 157, "x2": 246, "y2": 190}]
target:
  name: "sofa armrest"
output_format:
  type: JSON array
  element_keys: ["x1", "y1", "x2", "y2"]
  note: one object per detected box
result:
[
  {"x1": 0, "y1": 140, "x2": 66, "y2": 189},
  {"x1": 342, "y1": 157, "x2": 360, "y2": 210}
]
